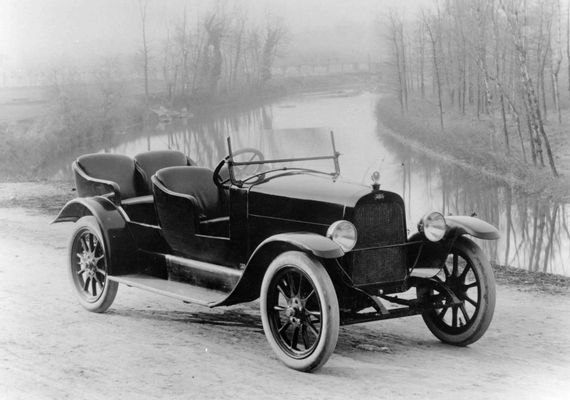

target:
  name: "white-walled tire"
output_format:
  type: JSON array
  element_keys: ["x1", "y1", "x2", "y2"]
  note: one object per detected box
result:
[
  {"x1": 69, "y1": 217, "x2": 118, "y2": 313},
  {"x1": 260, "y1": 251, "x2": 339, "y2": 372}
]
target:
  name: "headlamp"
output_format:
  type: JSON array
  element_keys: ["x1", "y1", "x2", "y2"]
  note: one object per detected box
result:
[
  {"x1": 326, "y1": 220, "x2": 357, "y2": 252},
  {"x1": 419, "y1": 212, "x2": 447, "y2": 242}
]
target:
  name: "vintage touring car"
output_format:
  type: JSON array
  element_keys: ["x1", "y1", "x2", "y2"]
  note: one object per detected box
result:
[{"x1": 53, "y1": 130, "x2": 499, "y2": 372}]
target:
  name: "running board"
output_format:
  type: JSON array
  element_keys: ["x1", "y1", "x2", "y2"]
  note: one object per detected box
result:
[
  {"x1": 165, "y1": 254, "x2": 242, "y2": 292},
  {"x1": 108, "y1": 274, "x2": 227, "y2": 307}
]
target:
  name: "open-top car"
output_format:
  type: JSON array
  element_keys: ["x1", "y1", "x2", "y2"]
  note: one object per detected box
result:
[{"x1": 53, "y1": 129, "x2": 499, "y2": 372}]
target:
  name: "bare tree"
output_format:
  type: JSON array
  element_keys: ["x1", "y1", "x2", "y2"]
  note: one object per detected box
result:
[
  {"x1": 260, "y1": 18, "x2": 287, "y2": 85},
  {"x1": 138, "y1": 0, "x2": 150, "y2": 103},
  {"x1": 423, "y1": 9, "x2": 445, "y2": 131},
  {"x1": 549, "y1": 0, "x2": 563, "y2": 123}
]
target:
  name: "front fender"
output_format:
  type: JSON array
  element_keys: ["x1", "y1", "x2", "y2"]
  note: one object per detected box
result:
[
  {"x1": 52, "y1": 197, "x2": 136, "y2": 275},
  {"x1": 446, "y1": 216, "x2": 500, "y2": 240},
  {"x1": 254, "y1": 233, "x2": 344, "y2": 259},
  {"x1": 407, "y1": 215, "x2": 499, "y2": 269},
  {"x1": 213, "y1": 232, "x2": 343, "y2": 307}
]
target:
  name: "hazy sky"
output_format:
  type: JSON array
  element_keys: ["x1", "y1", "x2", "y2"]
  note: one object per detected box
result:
[{"x1": 0, "y1": 0, "x2": 430, "y2": 71}]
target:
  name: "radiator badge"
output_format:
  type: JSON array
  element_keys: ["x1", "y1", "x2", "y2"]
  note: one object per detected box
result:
[{"x1": 374, "y1": 193, "x2": 384, "y2": 200}]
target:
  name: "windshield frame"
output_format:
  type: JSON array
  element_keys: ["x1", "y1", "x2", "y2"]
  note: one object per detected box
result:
[{"x1": 226, "y1": 130, "x2": 341, "y2": 187}]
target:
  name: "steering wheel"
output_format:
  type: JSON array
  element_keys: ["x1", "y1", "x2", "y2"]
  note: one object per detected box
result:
[{"x1": 213, "y1": 148, "x2": 265, "y2": 188}]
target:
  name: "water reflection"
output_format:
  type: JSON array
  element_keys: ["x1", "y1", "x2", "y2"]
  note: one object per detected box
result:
[
  {"x1": 381, "y1": 130, "x2": 570, "y2": 275},
  {"x1": 48, "y1": 90, "x2": 569, "y2": 276}
]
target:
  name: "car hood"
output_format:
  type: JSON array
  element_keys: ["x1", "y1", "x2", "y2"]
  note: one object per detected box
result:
[{"x1": 247, "y1": 172, "x2": 371, "y2": 225}]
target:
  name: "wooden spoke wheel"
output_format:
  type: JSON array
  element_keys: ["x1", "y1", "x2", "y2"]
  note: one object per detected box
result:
[
  {"x1": 417, "y1": 237, "x2": 496, "y2": 346},
  {"x1": 260, "y1": 251, "x2": 339, "y2": 372},
  {"x1": 69, "y1": 217, "x2": 118, "y2": 313}
]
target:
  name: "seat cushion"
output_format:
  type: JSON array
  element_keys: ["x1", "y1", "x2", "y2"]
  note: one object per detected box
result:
[
  {"x1": 77, "y1": 153, "x2": 138, "y2": 199},
  {"x1": 155, "y1": 166, "x2": 223, "y2": 219},
  {"x1": 134, "y1": 150, "x2": 190, "y2": 193}
]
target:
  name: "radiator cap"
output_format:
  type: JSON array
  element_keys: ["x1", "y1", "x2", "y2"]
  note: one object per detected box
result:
[{"x1": 371, "y1": 171, "x2": 381, "y2": 190}]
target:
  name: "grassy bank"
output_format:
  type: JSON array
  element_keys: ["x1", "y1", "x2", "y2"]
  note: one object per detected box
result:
[{"x1": 375, "y1": 95, "x2": 570, "y2": 201}]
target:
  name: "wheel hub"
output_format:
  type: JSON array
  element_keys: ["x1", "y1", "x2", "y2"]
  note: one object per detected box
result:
[
  {"x1": 79, "y1": 251, "x2": 97, "y2": 279},
  {"x1": 286, "y1": 297, "x2": 304, "y2": 326}
]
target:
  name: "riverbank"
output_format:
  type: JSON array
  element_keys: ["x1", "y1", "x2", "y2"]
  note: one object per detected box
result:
[
  {"x1": 375, "y1": 96, "x2": 570, "y2": 202},
  {"x1": 0, "y1": 73, "x2": 371, "y2": 182},
  {"x1": 1, "y1": 180, "x2": 568, "y2": 295}
]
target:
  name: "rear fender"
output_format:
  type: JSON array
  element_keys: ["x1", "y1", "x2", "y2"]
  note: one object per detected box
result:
[
  {"x1": 52, "y1": 197, "x2": 136, "y2": 275},
  {"x1": 214, "y1": 233, "x2": 343, "y2": 307}
]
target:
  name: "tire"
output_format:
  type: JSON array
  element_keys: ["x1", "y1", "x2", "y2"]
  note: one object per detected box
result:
[
  {"x1": 260, "y1": 251, "x2": 340, "y2": 372},
  {"x1": 417, "y1": 237, "x2": 496, "y2": 346},
  {"x1": 68, "y1": 216, "x2": 118, "y2": 313}
]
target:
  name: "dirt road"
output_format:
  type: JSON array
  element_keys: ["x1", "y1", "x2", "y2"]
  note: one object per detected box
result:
[{"x1": 1, "y1": 207, "x2": 569, "y2": 400}]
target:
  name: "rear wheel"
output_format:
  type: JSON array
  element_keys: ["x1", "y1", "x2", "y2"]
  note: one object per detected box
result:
[
  {"x1": 260, "y1": 251, "x2": 339, "y2": 372},
  {"x1": 417, "y1": 237, "x2": 496, "y2": 346},
  {"x1": 69, "y1": 217, "x2": 118, "y2": 313}
]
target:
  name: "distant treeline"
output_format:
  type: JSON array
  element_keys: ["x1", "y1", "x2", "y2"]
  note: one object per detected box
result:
[
  {"x1": 139, "y1": 1, "x2": 286, "y2": 104},
  {"x1": 385, "y1": 0, "x2": 568, "y2": 177}
]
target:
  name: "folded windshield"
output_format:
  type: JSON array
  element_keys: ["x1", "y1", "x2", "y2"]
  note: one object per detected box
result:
[{"x1": 226, "y1": 128, "x2": 340, "y2": 185}]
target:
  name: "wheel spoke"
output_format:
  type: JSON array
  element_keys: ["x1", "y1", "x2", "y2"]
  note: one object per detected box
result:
[
  {"x1": 291, "y1": 326, "x2": 300, "y2": 350},
  {"x1": 277, "y1": 283, "x2": 290, "y2": 302},
  {"x1": 286, "y1": 272, "x2": 296, "y2": 297},
  {"x1": 80, "y1": 237, "x2": 88, "y2": 252},
  {"x1": 464, "y1": 282, "x2": 478, "y2": 289},
  {"x1": 297, "y1": 274, "x2": 304, "y2": 297},
  {"x1": 278, "y1": 321, "x2": 291, "y2": 335},
  {"x1": 438, "y1": 305, "x2": 449, "y2": 320},
  {"x1": 452, "y1": 254, "x2": 458, "y2": 277},
  {"x1": 77, "y1": 267, "x2": 87, "y2": 276},
  {"x1": 459, "y1": 263, "x2": 472, "y2": 281},
  {"x1": 306, "y1": 310, "x2": 321, "y2": 325},
  {"x1": 459, "y1": 304, "x2": 470, "y2": 322},
  {"x1": 463, "y1": 294, "x2": 478, "y2": 307},
  {"x1": 91, "y1": 278, "x2": 97, "y2": 297},
  {"x1": 301, "y1": 326, "x2": 310, "y2": 349},
  {"x1": 92, "y1": 272, "x2": 103, "y2": 285},
  {"x1": 306, "y1": 319, "x2": 319, "y2": 337},
  {"x1": 273, "y1": 305, "x2": 286, "y2": 311},
  {"x1": 306, "y1": 309, "x2": 320, "y2": 317},
  {"x1": 83, "y1": 277, "x2": 90, "y2": 291},
  {"x1": 302, "y1": 289, "x2": 315, "y2": 302},
  {"x1": 85, "y1": 234, "x2": 93, "y2": 253},
  {"x1": 452, "y1": 307, "x2": 458, "y2": 328}
]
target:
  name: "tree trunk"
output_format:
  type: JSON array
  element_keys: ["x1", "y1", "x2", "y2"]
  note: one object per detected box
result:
[{"x1": 425, "y1": 17, "x2": 444, "y2": 131}]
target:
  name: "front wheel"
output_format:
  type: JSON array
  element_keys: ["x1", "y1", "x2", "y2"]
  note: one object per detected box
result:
[
  {"x1": 260, "y1": 251, "x2": 339, "y2": 372},
  {"x1": 68, "y1": 217, "x2": 118, "y2": 313},
  {"x1": 417, "y1": 237, "x2": 496, "y2": 346}
]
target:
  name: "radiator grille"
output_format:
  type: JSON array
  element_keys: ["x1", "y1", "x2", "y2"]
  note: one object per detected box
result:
[{"x1": 348, "y1": 198, "x2": 407, "y2": 285}]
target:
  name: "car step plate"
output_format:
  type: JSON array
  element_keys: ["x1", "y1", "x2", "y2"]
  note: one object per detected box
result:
[{"x1": 108, "y1": 274, "x2": 227, "y2": 307}]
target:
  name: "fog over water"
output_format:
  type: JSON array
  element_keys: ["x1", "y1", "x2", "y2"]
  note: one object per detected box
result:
[{"x1": 0, "y1": 0, "x2": 429, "y2": 72}]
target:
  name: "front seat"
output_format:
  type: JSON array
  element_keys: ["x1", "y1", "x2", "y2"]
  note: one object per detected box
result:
[
  {"x1": 152, "y1": 167, "x2": 229, "y2": 254},
  {"x1": 134, "y1": 150, "x2": 194, "y2": 195}
]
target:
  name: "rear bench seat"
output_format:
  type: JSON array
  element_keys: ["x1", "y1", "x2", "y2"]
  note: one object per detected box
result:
[{"x1": 73, "y1": 150, "x2": 193, "y2": 225}]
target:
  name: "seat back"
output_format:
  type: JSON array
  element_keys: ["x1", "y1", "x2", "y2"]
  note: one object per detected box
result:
[
  {"x1": 154, "y1": 166, "x2": 222, "y2": 220},
  {"x1": 75, "y1": 153, "x2": 138, "y2": 199},
  {"x1": 134, "y1": 150, "x2": 191, "y2": 194}
]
